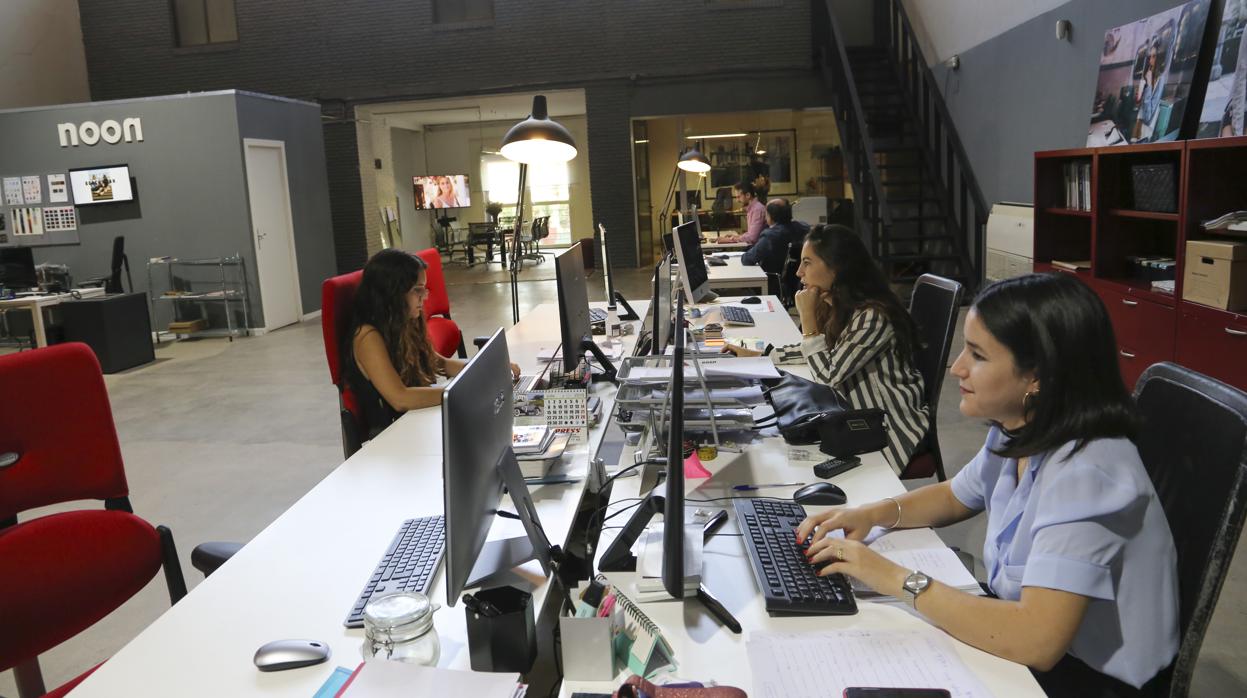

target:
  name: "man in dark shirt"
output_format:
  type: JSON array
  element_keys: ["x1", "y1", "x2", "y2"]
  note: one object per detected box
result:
[{"x1": 740, "y1": 198, "x2": 808, "y2": 276}]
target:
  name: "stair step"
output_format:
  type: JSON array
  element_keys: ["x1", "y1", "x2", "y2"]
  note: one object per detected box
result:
[
  {"x1": 883, "y1": 235, "x2": 957, "y2": 243},
  {"x1": 874, "y1": 162, "x2": 922, "y2": 169},
  {"x1": 879, "y1": 179, "x2": 924, "y2": 186},
  {"x1": 857, "y1": 87, "x2": 901, "y2": 96},
  {"x1": 872, "y1": 143, "x2": 921, "y2": 153},
  {"x1": 888, "y1": 215, "x2": 945, "y2": 222},
  {"x1": 884, "y1": 254, "x2": 964, "y2": 262},
  {"x1": 887, "y1": 195, "x2": 941, "y2": 203}
]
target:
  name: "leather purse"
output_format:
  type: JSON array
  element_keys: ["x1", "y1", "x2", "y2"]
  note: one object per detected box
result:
[{"x1": 760, "y1": 370, "x2": 888, "y2": 457}]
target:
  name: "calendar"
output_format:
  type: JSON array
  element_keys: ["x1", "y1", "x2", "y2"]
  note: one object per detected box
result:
[
  {"x1": 543, "y1": 389, "x2": 588, "y2": 444},
  {"x1": 42, "y1": 206, "x2": 77, "y2": 232},
  {"x1": 11, "y1": 207, "x2": 43, "y2": 236}
]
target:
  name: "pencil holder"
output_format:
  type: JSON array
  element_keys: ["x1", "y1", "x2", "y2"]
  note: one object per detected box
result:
[{"x1": 465, "y1": 586, "x2": 537, "y2": 673}]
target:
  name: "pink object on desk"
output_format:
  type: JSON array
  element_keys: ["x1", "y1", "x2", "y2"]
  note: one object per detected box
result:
[{"x1": 684, "y1": 451, "x2": 711, "y2": 479}]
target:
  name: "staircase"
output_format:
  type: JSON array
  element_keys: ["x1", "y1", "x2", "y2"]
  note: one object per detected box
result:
[{"x1": 811, "y1": 0, "x2": 987, "y2": 293}]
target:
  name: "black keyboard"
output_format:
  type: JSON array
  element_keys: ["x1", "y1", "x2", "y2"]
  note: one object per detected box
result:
[
  {"x1": 733, "y1": 499, "x2": 858, "y2": 615},
  {"x1": 705, "y1": 256, "x2": 728, "y2": 267},
  {"x1": 720, "y1": 305, "x2": 755, "y2": 326},
  {"x1": 344, "y1": 516, "x2": 445, "y2": 627},
  {"x1": 589, "y1": 308, "x2": 607, "y2": 323}
]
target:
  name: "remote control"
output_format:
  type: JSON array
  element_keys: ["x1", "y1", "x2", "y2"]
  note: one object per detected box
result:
[{"x1": 813, "y1": 455, "x2": 862, "y2": 480}]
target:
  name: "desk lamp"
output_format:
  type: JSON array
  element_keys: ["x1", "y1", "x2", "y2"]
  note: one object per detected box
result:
[{"x1": 501, "y1": 95, "x2": 578, "y2": 323}]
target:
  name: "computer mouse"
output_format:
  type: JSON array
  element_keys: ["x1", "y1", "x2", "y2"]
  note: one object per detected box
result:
[
  {"x1": 741, "y1": 296, "x2": 761, "y2": 304},
  {"x1": 253, "y1": 639, "x2": 331, "y2": 672},
  {"x1": 793, "y1": 482, "x2": 847, "y2": 506}
]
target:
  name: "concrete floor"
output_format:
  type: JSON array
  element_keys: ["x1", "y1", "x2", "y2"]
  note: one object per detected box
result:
[{"x1": 3, "y1": 260, "x2": 1245, "y2": 696}]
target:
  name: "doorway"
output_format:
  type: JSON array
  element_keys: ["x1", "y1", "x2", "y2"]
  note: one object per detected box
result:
[{"x1": 244, "y1": 139, "x2": 302, "y2": 331}]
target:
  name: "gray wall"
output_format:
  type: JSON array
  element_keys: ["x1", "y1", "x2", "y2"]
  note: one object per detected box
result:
[
  {"x1": 928, "y1": 0, "x2": 1202, "y2": 205},
  {"x1": 235, "y1": 92, "x2": 337, "y2": 315},
  {"x1": 0, "y1": 91, "x2": 335, "y2": 327}
]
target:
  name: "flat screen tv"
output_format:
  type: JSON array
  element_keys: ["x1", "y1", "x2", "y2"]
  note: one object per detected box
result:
[
  {"x1": 413, "y1": 174, "x2": 471, "y2": 210},
  {"x1": 69, "y1": 165, "x2": 133, "y2": 205}
]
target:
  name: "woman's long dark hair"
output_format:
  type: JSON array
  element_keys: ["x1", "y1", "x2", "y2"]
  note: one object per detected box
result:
[
  {"x1": 972, "y1": 273, "x2": 1138, "y2": 458},
  {"x1": 343, "y1": 249, "x2": 439, "y2": 387},
  {"x1": 805, "y1": 224, "x2": 919, "y2": 363}
]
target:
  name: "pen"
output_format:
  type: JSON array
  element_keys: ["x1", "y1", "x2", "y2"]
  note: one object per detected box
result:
[
  {"x1": 733, "y1": 482, "x2": 805, "y2": 491},
  {"x1": 696, "y1": 585, "x2": 741, "y2": 634}
]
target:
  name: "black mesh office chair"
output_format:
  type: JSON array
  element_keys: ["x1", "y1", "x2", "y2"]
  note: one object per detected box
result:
[
  {"x1": 1133, "y1": 363, "x2": 1247, "y2": 698},
  {"x1": 900, "y1": 274, "x2": 963, "y2": 481},
  {"x1": 86, "y1": 236, "x2": 131, "y2": 293},
  {"x1": 522, "y1": 216, "x2": 549, "y2": 264}
]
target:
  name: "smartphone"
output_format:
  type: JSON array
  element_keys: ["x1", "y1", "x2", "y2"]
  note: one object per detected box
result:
[{"x1": 843, "y1": 690, "x2": 952, "y2": 698}]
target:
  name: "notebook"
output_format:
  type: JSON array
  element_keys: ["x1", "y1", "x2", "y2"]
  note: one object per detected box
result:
[{"x1": 597, "y1": 573, "x2": 677, "y2": 679}]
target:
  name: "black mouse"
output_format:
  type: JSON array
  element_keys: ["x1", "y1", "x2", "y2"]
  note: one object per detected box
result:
[
  {"x1": 741, "y1": 296, "x2": 761, "y2": 304},
  {"x1": 793, "y1": 482, "x2": 846, "y2": 506}
]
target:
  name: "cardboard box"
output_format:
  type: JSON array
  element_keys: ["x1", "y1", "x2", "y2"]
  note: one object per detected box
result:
[{"x1": 1184, "y1": 239, "x2": 1247, "y2": 311}]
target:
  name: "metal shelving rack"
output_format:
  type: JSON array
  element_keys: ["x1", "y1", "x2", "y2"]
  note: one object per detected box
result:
[{"x1": 147, "y1": 255, "x2": 251, "y2": 342}]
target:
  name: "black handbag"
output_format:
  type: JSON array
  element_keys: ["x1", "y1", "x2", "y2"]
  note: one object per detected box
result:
[{"x1": 760, "y1": 371, "x2": 888, "y2": 457}]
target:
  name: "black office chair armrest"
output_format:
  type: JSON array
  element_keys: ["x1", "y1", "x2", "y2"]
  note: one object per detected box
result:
[
  {"x1": 473, "y1": 336, "x2": 490, "y2": 350},
  {"x1": 191, "y1": 540, "x2": 245, "y2": 577}
]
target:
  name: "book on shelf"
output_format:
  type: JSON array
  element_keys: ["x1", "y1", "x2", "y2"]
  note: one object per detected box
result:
[
  {"x1": 1050, "y1": 259, "x2": 1091, "y2": 272},
  {"x1": 1062, "y1": 162, "x2": 1091, "y2": 212}
]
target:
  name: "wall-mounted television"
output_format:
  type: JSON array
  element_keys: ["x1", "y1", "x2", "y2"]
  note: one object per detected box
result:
[
  {"x1": 69, "y1": 165, "x2": 133, "y2": 205},
  {"x1": 413, "y1": 174, "x2": 470, "y2": 210}
]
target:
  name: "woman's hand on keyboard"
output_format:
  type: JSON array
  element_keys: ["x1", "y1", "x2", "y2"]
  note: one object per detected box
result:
[{"x1": 795, "y1": 505, "x2": 877, "y2": 545}]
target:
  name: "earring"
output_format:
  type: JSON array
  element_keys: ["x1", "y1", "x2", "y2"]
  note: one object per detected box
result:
[{"x1": 1022, "y1": 389, "x2": 1039, "y2": 413}]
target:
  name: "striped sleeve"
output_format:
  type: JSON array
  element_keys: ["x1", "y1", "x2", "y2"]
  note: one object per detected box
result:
[{"x1": 802, "y1": 308, "x2": 894, "y2": 389}]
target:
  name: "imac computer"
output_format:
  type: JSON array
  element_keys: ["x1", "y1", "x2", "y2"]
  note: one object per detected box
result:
[
  {"x1": 0, "y1": 247, "x2": 38, "y2": 291},
  {"x1": 650, "y1": 255, "x2": 673, "y2": 356},
  {"x1": 597, "y1": 222, "x2": 639, "y2": 321},
  {"x1": 442, "y1": 329, "x2": 556, "y2": 606},
  {"x1": 555, "y1": 242, "x2": 618, "y2": 383},
  {"x1": 599, "y1": 293, "x2": 689, "y2": 599},
  {"x1": 669, "y1": 221, "x2": 717, "y2": 304}
]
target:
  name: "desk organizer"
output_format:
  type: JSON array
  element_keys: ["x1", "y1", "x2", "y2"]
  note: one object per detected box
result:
[{"x1": 465, "y1": 586, "x2": 536, "y2": 673}]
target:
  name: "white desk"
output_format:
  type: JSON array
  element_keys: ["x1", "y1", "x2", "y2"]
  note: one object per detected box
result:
[
  {"x1": 563, "y1": 298, "x2": 1044, "y2": 697},
  {"x1": 68, "y1": 301, "x2": 647, "y2": 698},
  {"x1": 700, "y1": 240, "x2": 749, "y2": 252},
  {"x1": 705, "y1": 252, "x2": 767, "y2": 296},
  {"x1": 0, "y1": 287, "x2": 106, "y2": 347}
]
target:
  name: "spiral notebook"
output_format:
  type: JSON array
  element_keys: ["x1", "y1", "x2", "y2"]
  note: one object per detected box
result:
[{"x1": 596, "y1": 573, "x2": 677, "y2": 679}]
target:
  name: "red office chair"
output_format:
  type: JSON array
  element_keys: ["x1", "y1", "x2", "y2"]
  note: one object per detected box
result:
[
  {"x1": 0, "y1": 343, "x2": 187, "y2": 698},
  {"x1": 415, "y1": 248, "x2": 467, "y2": 358},
  {"x1": 322, "y1": 269, "x2": 367, "y2": 460}
]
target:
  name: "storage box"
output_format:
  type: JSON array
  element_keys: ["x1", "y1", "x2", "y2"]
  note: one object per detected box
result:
[{"x1": 1184, "y1": 240, "x2": 1247, "y2": 311}]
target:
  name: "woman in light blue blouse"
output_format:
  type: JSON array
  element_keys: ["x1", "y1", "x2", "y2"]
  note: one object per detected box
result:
[{"x1": 797, "y1": 273, "x2": 1178, "y2": 697}]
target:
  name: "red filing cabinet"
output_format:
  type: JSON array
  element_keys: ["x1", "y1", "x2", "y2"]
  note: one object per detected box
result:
[
  {"x1": 1175, "y1": 301, "x2": 1247, "y2": 390},
  {"x1": 1095, "y1": 283, "x2": 1177, "y2": 390}
]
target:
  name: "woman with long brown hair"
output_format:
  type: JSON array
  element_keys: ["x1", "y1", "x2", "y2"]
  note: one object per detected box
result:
[
  {"x1": 343, "y1": 249, "x2": 515, "y2": 439},
  {"x1": 727, "y1": 224, "x2": 928, "y2": 473}
]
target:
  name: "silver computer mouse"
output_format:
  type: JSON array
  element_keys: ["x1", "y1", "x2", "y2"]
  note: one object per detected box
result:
[{"x1": 253, "y1": 639, "x2": 331, "y2": 672}]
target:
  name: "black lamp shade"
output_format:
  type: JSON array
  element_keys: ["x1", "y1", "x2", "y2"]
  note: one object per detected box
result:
[
  {"x1": 501, "y1": 96, "x2": 578, "y2": 164},
  {"x1": 677, "y1": 148, "x2": 710, "y2": 174}
]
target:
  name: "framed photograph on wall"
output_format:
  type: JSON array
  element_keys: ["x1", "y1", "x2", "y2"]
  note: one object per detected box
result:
[
  {"x1": 698, "y1": 129, "x2": 798, "y2": 199},
  {"x1": 1197, "y1": 0, "x2": 1247, "y2": 137},
  {"x1": 1086, "y1": 0, "x2": 1211, "y2": 146}
]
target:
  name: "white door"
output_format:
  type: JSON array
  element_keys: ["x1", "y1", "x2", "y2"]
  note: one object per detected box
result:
[{"x1": 244, "y1": 139, "x2": 301, "y2": 331}]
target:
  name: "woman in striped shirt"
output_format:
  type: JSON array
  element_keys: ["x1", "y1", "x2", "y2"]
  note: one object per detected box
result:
[{"x1": 726, "y1": 224, "x2": 929, "y2": 473}]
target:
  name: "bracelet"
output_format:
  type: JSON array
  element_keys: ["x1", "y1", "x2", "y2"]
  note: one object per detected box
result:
[{"x1": 882, "y1": 496, "x2": 902, "y2": 529}]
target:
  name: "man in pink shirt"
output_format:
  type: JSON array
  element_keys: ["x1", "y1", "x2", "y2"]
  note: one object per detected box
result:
[{"x1": 717, "y1": 180, "x2": 765, "y2": 245}]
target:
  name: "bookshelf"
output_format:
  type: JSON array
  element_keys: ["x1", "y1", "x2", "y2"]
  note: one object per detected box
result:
[{"x1": 1034, "y1": 140, "x2": 1246, "y2": 390}]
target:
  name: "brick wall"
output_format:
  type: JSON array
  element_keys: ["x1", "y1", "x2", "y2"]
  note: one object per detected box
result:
[{"x1": 78, "y1": 0, "x2": 824, "y2": 267}]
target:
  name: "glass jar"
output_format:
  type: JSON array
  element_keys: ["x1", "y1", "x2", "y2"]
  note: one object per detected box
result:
[{"x1": 361, "y1": 592, "x2": 441, "y2": 665}]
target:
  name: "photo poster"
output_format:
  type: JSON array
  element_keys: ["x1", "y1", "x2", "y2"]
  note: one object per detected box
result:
[
  {"x1": 1197, "y1": 0, "x2": 1247, "y2": 137},
  {"x1": 3, "y1": 177, "x2": 22, "y2": 206},
  {"x1": 412, "y1": 174, "x2": 471, "y2": 210},
  {"x1": 47, "y1": 173, "x2": 69, "y2": 203},
  {"x1": 1087, "y1": 0, "x2": 1211, "y2": 146},
  {"x1": 21, "y1": 175, "x2": 42, "y2": 204},
  {"x1": 699, "y1": 130, "x2": 799, "y2": 199}
]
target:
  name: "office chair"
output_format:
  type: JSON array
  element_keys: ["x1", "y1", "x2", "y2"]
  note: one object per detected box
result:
[
  {"x1": 414, "y1": 248, "x2": 467, "y2": 358},
  {"x1": 521, "y1": 216, "x2": 549, "y2": 264},
  {"x1": 189, "y1": 270, "x2": 370, "y2": 580},
  {"x1": 467, "y1": 222, "x2": 502, "y2": 267},
  {"x1": 899, "y1": 274, "x2": 964, "y2": 481},
  {"x1": 85, "y1": 236, "x2": 131, "y2": 293},
  {"x1": 0, "y1": 343, "x2": 187, "y2": 698},
  {"x1": 1133, "y1": 363, "x2": 1247, "y2": 698}
]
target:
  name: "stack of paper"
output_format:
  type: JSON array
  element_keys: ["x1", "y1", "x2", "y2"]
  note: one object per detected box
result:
[
  {"x1": 747, "y1": 629, "x2": 992, "y2": 698},
  {"x1": 852, "y1": 528, "x2": 983, "y2": 599},
  {"x1": 511, "y1": 425, "x2": 554, "y2": 455},
  {"x1": 336, "y1": 660, "x2": 524, "y2": 697},
  {"x1": 634, "y1": 523, "x2": 703, "y2": 601}
]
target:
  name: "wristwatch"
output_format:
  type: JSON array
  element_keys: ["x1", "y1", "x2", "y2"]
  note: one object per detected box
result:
[{"x1": 903, "y1": 570, "x2": 931, "y2": 609}]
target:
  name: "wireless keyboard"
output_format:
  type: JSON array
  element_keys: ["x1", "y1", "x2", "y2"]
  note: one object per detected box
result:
[
  {"x1": 733, "y1": 498, "x2": 857, "y2": 615},
  {"x1": 344, "y1": 515, "x2": 445, "y2": 628},
  {"x1": 719, "y1": 305, "x2": 755, "y2": 326}
]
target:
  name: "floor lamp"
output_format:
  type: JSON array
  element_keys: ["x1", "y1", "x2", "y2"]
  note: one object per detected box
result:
[
  {"x1": 501, "y1": 95, "x2": 578, "y2": 324},
  {"x1": 656, "y1": 148, "x2": 711, "y2": 236}
]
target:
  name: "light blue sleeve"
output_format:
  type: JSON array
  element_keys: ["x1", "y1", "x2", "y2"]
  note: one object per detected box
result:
[
  {"x1": 1021, "y1": 447, "x2": 1148, "y2": 601},
  {"x1": 949, "y1": 433, "x2": 996, "y2": 512}
]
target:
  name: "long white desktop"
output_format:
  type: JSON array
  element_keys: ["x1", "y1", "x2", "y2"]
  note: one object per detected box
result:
[
  {"x1": 704, "y1": 252, "x2": 767, "y2": 295},
  {"x1": 67, "y1": 296, "x2": 1043, "y2": 696}
]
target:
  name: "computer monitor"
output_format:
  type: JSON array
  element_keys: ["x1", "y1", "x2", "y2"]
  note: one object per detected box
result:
[
  {"x1": 599, "y1": 294, "x2": 690, "y2": 599},
  {"x1": 0, "y1": 247, "x2": 37, "y2": 290},
  {"x1": 650, "y1": 255, "x2": 673, "y2": 356},
  {"x1": 555, "y1": 243, "x2": 618, "y2": 382},
  {"x1": 670, "y1": 220, "x2": 716, "y2": 304},
  {"x1": 413, "y1": 174, "x2": 471, "y2": 210},
  {"x1": 442, "y1": 329, "x2": 553, "y2": 606},
  {"x1": 597, "y1": 223, "x2": 639, "y2": 321}
]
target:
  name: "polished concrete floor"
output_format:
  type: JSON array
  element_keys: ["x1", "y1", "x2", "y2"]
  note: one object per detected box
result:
[{"x1": 3, "y1": 260, "x2": 1246, "y2": 696}]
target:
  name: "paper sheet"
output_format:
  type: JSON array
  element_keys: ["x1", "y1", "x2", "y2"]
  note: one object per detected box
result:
[
  {"x1": 339, "y1": 660, "x2": 521, "y2": 697},
  {"x1": 821, "y1": 528, "x2": 983, "y2": 597},
  {"x1": 627, "y1": 357, "x2": 780, "y2": 381},
  {"x1": 746, "y1": 629, "x2": 993, "y2": 698}
]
